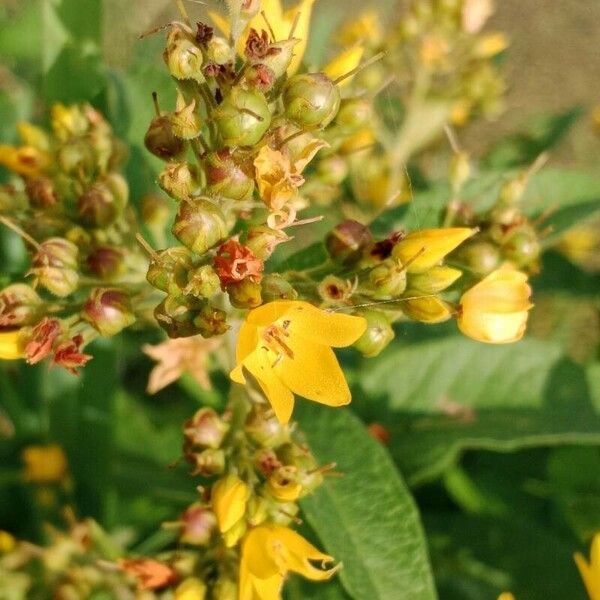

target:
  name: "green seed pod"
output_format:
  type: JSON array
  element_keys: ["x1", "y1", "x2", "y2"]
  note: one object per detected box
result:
[
  {"x1": 261, "y1": 274, "x2": 298, "y2": 302},
  {"x1": 163, "y1": 26, "x2": 204, "y2": 82},
  {"x1": 245, "y1": 406, "x2": 290, "y2": 448},
  {"x1": 245, "y1": 225, "x2": 289, "y2": 259},
  {"x1": 453, "y1": 240, "x2": 501, "y2": 276},
  {"x1": 146, "y1": 247, "x2": 194, "y2": 295},
  {"x1": 144, "y1": 115, "x2": 186, "y2": 159},
  {"x1": 190, "y1": 448, "x2": 226, "y2": 477},
  {"x1": 158, "y1": 162, "x2": 200, "y2": 201},
  {"x1": 334, "y1": 97, "x2": 373, "y2": 131},
  {"x1": 86, "y1": 246, "x2": 126, "y2": 281},
  {"x1": 367, "y1": 257, "x2": 407, "y2": 299},
  {"x1": 0, "y1": 284, "x2": 43, "y2": 328},
  {"x1": 353, "y1": 310, "x2": 395, "y2": 358},
  {"x1": 82, "y1": 288, "x2": 136, "y2": 336},
  {"x1": 155, "y1": 294, "x2": 200, "y2": 339},
  {"x1": 193, "y1": 303, "x2": 229, "y2": 337},
  {"x1": 31, "y1": 238, "x2": 79, "y2": 297},
  {"x1": 283, "y1": 73, "x2": 341, "y2": 130},
  {"x1": 502, "y1": 225, "x2": 540, "y2": 268},
  {"x1": 184, "y1": 264, "x2": 221, "y2": 298},
  {"x1": 172, "y1": 197, "x2": 229, "y2": 255},
  {"x1": 77, "y1": 182, "x2": 122, "y2": 228},
  {"x1": 212, "y1": 88, "x2": 271, "y2": 147},
  {"x1": 204, "y1": 148, "x2": 255, "y2": 201},
  {"x1": 226, "y1": 279, "x2": 262, "y2": 309},
  {"x1": 326, "y1": 219, "x2": 372, "y2": 264}
]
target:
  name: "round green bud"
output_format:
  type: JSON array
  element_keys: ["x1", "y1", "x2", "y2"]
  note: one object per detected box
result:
[
  {"x1": 172, "y1": 197, "x2": 229, "y2": 256},
  {"x1": 163, "y1": 26, "x2": 204, "y2": 82},
  {"x1": 144, "y1": 115, "x2": 186, "y2": 160},
  {"x1": 283, "y1": 73, "x2": 341, "y2": 130},
  {"x1": 184, "y1": 264, "x2": 221, "y2": 299},
  {"x1": 502, "y1": 225, "x2": 540, "y2": 267},
  {"x1": 154, "y1": 294, "x2": 202, "y2": 339},
  {"x1": 204, "y1": 148, "x2": 255, "y2": 201},
  {"x1": 212, "y1": 88, "x2": 271, "y2": 147},
  {"x1": 82, "y1": 288, "x2": 136, "y2": 336},
  {"x1": 146, "y1": 247, "x2": 194, "y2": 295},
  {"x1": 353, "y1": 311, "x2": 395, "y2": 358},
  {"x1": 158, "y1": 162, "x2": 200, "y2": 201},
  {"x1": 453, "y1": 240, "x2": 501, "y2": 276},
  {"x1": 193, "y1": 303, "x2": 229, "y2": 338}
]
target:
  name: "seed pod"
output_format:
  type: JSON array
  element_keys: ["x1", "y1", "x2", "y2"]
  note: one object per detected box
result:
[
  {"x1": 172, "y1": 197, "x2": 228, "y2": 255},
  {"x1": 245, "y1": 406, "x2": 290, "y2": 448},
  {"x1": 212, "y1": 88, "x2": 271, "y2": 147},
  {"x1": 144, "y1": 115, "x2": 186, "y2": 160},
  {"x1": 452, "y1": 240, "x2": 501, "y2": 276},
  {"x1": 184, "y1": 408, "x2": 229, "y2": 449},
  {"x1": 193, "y1": 303, "x2": 229, "y2": 338},
  {"x1": 146, "y1": 247, "x2": 194, "y2": 295},
  {"x1": 502, "y1": 225, "x2": 540, "y2": 268},
  {"x1": 77, "y1": 182, "x2": 122, "y2": 228},
  {"x1": 0, "y1": 284, "x2": 43, "y2": 328},
  {"x1": 31, "y1": 238, "x2": 79, "y2": 297},
  {"x1": 367, "y1": 257, "x2": 407, "y2": 299},
  {"x1": 154, "y1": 294, "x2": 204, "y2": 339},
  {"x1": 180, "y1": 504, "x2": 217, "y2": 546},
  {"x1": 244, "y1": 63, "x2": 276, "y2": 92},
  {"x1": 245, "y1": 225, "x2": 289, "y2": 259},
  {"x1": 261, "y1": 274, "x2": 298, "y2": 302},
  {"x1": 184, "y1": 265, "x2": 220, "y2": 299},
  {"x1": 158, "y1": 162, "x2": 200, "y2": 201},
  {"x1": 204, "y1": 148, "x2": 255, "y2": 201},
  {"x1": 226, "y1": 279, "x2": 262, "y2": 309},
  {"x1": 206, "y1": 36, "x2": 235, "y2": 65},
  {"x1": 353, "y1": 310, "x2": 395, "y2": 358},
  {"x1": 334, "y1": 97, "x2": 373, "y2": 131},
  {"x1": 326, "y1": 219, "x2": 372, "y2": 264},
  {"x1": 189, "y1": 448, "x2": 226, "y2": 476},
  {"x1": 25, "y1": 177, "x2": 58, "y2": 208},
  {"x1": 86, "y1": 246, "x2": 126, "y2": 281},
  {"x1": 318, "y1": 275, "x2": 354, "y2": 304},
  {"x1": 283, "y1": 73, "x2": 341, "y2": 130},
  {"x1": 163, "y1": 26, "x2": 204, "y2": 82},
  {"x1": 82, "y1": 288, "x2": 135, "y2": 336}
]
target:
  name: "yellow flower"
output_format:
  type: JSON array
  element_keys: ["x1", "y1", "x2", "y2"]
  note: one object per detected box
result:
[
  {"x1": 210, "y1": 0, "x2": 316, "y2": 75},
  {"x1": 457, "y1": 266, "x2": 533, "y2": 344},
  {"x1": 254, "y1": 146, "x2": 303, "y2": 211},
  {"x1": 323, "y1": 46, "x2": 364, "y2": 88},
  {"x1": 0, "y1": 330, "x2": 25, "y2": 361},
  {"x1": 575, "y1": 532, "x2": 600, "y2": 600},
  {"x1": 392, "y1": 228, "x2": 476, "y2": 274},
  {"x1": 335, "y1": 11, "x2": 382, "y2": 48},
  {"x1": 230, "y1": 301, "x2": 366, "y2": 424},
  {"x1": 0, "y1": 144, "x2": 50, "y2": 177},
  {"x1": 212, "y1": 474, "x2": 250, "y2": 534},
  {"x1": 175, "y1": 577, "x2": 207, "y2": 600},
  {"x1": 22, "y1": 444, "x2": 68, "y2": 483},
  {"x1": 239, "y1": 525, "x2": 339, "y2": 600}
]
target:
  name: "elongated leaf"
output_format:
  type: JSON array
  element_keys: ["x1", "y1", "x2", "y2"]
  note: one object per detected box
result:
[{"x1": 297, "y1": 405, "x2": 438, "y2": 600}]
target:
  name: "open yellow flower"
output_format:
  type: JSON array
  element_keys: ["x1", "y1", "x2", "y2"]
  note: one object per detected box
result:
[
  {"x1": 0, "y1": 330, "x2": 25, "y2": 360},
  {"x1": 239, "y1": 525, "x2": 339, "y2": 600},
  {"x1": 457, "y1": 266, "x2": 533, "y2": 344},
  {"x1": 210, "y1": 0, "x2": 316, "y2": 75},
  {"x1": 230, "y1": 300, "x2": 366, "y2": 424},
  {"x1": 575, "y1": 532, "x2": 600, "y2": 600},
  {"x1": 0, "y1": 145, "x2": 50, "y2": 177}
]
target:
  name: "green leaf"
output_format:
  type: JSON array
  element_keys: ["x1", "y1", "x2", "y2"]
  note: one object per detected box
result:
[
  {"x1": 271, "y1": 241, "x2": 330, "y2": 272},
  {"x1": 359, "y1": 334, "x2": 600, "y2": 485},
  {"x1": 297, "y1": 405, "x2": 438, "y2": 600}
]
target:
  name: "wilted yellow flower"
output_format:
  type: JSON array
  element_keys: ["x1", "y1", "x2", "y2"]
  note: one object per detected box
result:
[
  {"x1": 22, "y1": 444, "x2": 68, "y2": 483},
  {"x1": 254, "y1": 146, "x2": 303, "y2": 211},
  {"x1": 575, "y1": 532, "x2": 600, "y2": 600},
  {"x1": 0, "y1": 330, "x2": 25, "y2": 360},
  {"x1": 0, "y1": 144, "x2": 50, "y2": 177},
  {"x1": 230, "y1": 300, "x2": 366, "y2": 424},
  {"x1": 210, "y1": 0, "x2": 316, "y2": 75},
  {"x1": 336, "y1": 11, "x2": 382, "y2": 48},
  {"x1": 239, "y1": 525, "x2": 339, "y2": 600},
  {"x1": 323, "y1": 46, "x2": 364, "y2": 88},
  {"x1": 392, "y1": 228, "x2": 476, "y2": 273},
  {"x1": 457, "y1": 266, "x2": 533, "y2": 344},
  {"x1": 175, "y1": 577, "x2": 207, "y2": 600},
  {"x1": 212, "y1": 474, "x2": 250, "y2": 534}
]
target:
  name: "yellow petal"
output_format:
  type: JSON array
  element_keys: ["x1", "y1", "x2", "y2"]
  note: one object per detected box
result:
[
  {"x1": 393, "y1": 228, "x2": 476, "y2": 273},
  {"x1": 497, "y1": 595, "x2": 515, "y2": 600},
  {"x1": 22, "y1": 445, "x2": 68, "y2": 483},
  {"x1": 575, "y1": 551, "x2": 600, "y2": 600},
  {"x1": 208, "y1": 11, "x2": 231, "y2": 38},
  {"x1": 323, "y1": 46, "x2": 364, "y2": 87},
  {"x1": 458, "y1": 309, "x2": 529, "y2": 344},
  {"x1": 402, "y1": 296, "x2": 453, "y2": 323},
  {"x1": 236, "y1": 320, "x2": 260, "y2": 364},
  {"x1": 275, "y1": 338, "x2": 351, "y2": 408},
  {"x1": 246, "y1": 301, "x2": 292, "y2": 327},
  {"x1": 251, "y1": 572, "x2": 284, "y2": 600},
  {"x1": 211, "y1": 474, "x2": 249, "y2": 533},
  {"x1": 242, "y1": 527, "x2": 281, "y2": 579},
  {"x1": 591, "y1": 533, "x2": 600, "y2": 570},
  {"x1": 0, "y1": 330, "x2": 25, "y2": 360}
]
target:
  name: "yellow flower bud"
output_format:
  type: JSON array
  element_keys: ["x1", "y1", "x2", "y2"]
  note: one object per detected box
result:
[
  {"x1": 392, "y1": 228, "x2": 476, "y2": 273},
  {"x1": 457, "y1": 266, "x2": 533, "y2": 344},
  {"x1": 402, "y1": 296, "x2": 453, "y2": 324},
  {"x1": 222, "y1": 517, "x2": 247, "y2": 548},
  {"x1": 267, "y1": 466, "x2": 303, "y2": 501},
  {"x1": 175, "y1": 577, "x2": 207, "y2": 600},
  {"x1": 22, "y1": 445, "x2": 68, "y2": 483},
  {"x1": 211, "y1": 474, "x2": 249, "y2": 533},
  {"x1": 0, "y1": 330, "x2": 25, "y2": 360},
  {"x1": 407, "y1": 266, "x2": 462, "y2": 294}
]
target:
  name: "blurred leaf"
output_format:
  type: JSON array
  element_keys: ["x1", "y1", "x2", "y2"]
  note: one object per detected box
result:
[
  {"x1": 297, "y1": 405, "x2": 438, "y2": 600},
  {"x1": 285, "y1": 576, "x2": 351, "y2": 600},
  {"x1": 359, "y1": 335, "x2": 600, "y2": 485},
  {"x1": 483, "y1": 108, "x2": 583, "y2": 169},
  {"x1": 271, "y1": 242, "x2": 329, "y2": 272}
]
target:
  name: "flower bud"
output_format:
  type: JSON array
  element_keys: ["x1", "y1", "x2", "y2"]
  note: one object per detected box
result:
[
  {"x1": 244, "y1": 63, "x2": 275, "y2": 92},
  {"x1": 77, "y1": 182, "x2": 123, "y2": 228},
  {"x1": 204, "y1": 149, "x2": 255, "y2": 201},
  {"x1": 82, "y1": 288, "x2": 135, "y2": 336},
  {"x1": 368, "y1": 258, "x2": 407, "y2": 299},
  {"x1": 57, "y1": 140, "x2": 95, "y2": 175},
  {"x1": 246, "y1": 496, "x2": 269, "y2": 527},
  {"x1": 86, "y1": 246, "x2": 125, "y2": 281},
  {"x1": 353, "y1": 310, "x2": 395, "y2": 357},
  {"x1": 407, "y1": 266, "x2": 462, "y2": 294},
  {"x1": 326, "y1": 219, "x2": 372, "y2": 264},
  {"x1": 212, "y1": 88, "x2": 271, "y2": 147},
  {"x1": 334, "y1": 97, "x2": 373, "y2": 131},
  {"x1": 0, "y1": 284, "x2": 43, "y2": 328},
  {"x1": 318, "y1": 275, "x2": 354, "y2": 304},
  {"x1": 316, "y1": 154, "x2": 348, "y2": 186},
  {"x1": 212, "y1": 474, "x2": 249, "y2": 533},
  {"x1": 206, "y1": 36, "x2": 235, "y2": 65},
  {"x1": 245, "y1": 225, "x2": 289, "y2": 259},
  {"x1": 31, "y1": 238, "x2": 79, "y2": 297},
  {"x1": 222, "y1": 518, "x2": 247, "y2": 548},
  {"x1": 260, "y1": 274, "x2": 298, "y2": 302},
  {"x1": 172, "y1": 197, "x2": 228, "y2": 255},
  {"x1": 226, "y1": 279, "x2": 262, "y2": 309},
  {"x1": 283, "y1": 73, "x2": 341, "y2": 130},
  {"x1": 184, "y1": 265, "x2": 221, "y2": 298},
  {"x1": 392, "y1": 228, "x2": 476, "y2": 274},
  {"x1": 189, "y1": 448, "x2": 226, "y2": 476},
  {"x1": 267, "y1": 466, "x2": 302, "y2": 502},
  {"x1": 245, "y1": 406, "x2": 290, "y2": 448},
  {"x1": 164, "y1": 27, "x2": 204, "y2": 81},
  {"x1": 155, "y1": 294, "x2": 202, "y2": 338},
  {"x1": 172, "y1": 97, "x2": 203, "y2": 140},
  {"x1": 144, "y1": 115, "x2": 186, "y2": 160},
  {"x1": 502, "y1": 225, "x2": 540, "y2": 268},
  {"x1": 159, "y1": 162, "x2": 200, "y2": 201},
  {"x1": 147, "y1": 247, "x2": 194, "y2": 295},
  {"x1": 402, "y1": 296, "x2": 453, "y2": 324},
  {"x1": 180, "y1": 504, "x2": 217, "y2": 546},
  {"x1": 193, "y1": 303, "x2": 229, "y2": 338},
  {"x1": 453, "y1": 240, "x2": 501, "y2": 276},
  {"x1": 25, "y1": 177, "x2": 58, "y2": 208},
  {"x1": 184, "y1": 408, "x2": 229, "y2": 450},
  {"x1": 175, "y1": 577, "x2": 207, "y2": 600}
]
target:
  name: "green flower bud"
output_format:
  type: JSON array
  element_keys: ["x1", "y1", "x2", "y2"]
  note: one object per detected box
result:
[
  {"x1": 206, "y1": 36, "x2": 235, "y2": 65},
  {"x1": 25, "y1": 177, "x2": 58, "y2": 208},
  {"x1": 0, "y1": 284, "x2": 43, "y2": 328},
  {"x1": 316, "y1": 154, "x2": 348, "y2": 185},
  {"x1": 86, "y1": 246, "x2": 126, "y2": 281},
  {"x1": 144, "y1": 115, "x2": 186, "y2": 160},
  {"x1": 172, "y1": 197, "x2": 229, "y2": 255},
  {"x1": 212, "y1": 88, "x2": 271, "y2": 147},
  {"x1": 189, "y1": 448, "x2": 226, "y2": 477},
  {"x1": 334, "y1": 97, "x2": 373, "y2": 131},
  {"x1": 245, "y1": 225, "x2": 289, "y2": 259},
  {"x1": 163, "y1": 26, "x2": 204, "y2": 82},
  {"x1": 283, "y1": 73, "x2": 341, "y2": 130},
  {"x1": 31, "y1": 238, "x2": 79, "y2": 297},
  {"x1": 453, "y1": 240, "x2": 501, "y2": 276},
  {"x1": 261, "y1": 274, "x2": 298, "y2": 302},
  {"x1": 77, "y1": 181, "x2": 123, "y2": 228},
  {"x1": 184, "y1": 408, "x2": 229, "y2": 450},
  {"x1": 367, "y1": 257, "x2": 407, "y2": 299},
  {"x1": 245, "y1": 406, "x2": 290, "y2": 448},
  {"x1": 326, "y1": 219, "x2": 373, "y2": 264},
  {"x1": 407, "y1": 266, "x2": 462, "y2": 294},
  {"x1": 184, "y1": 264, "x2": 221, "y2": 298},
  {"x1": 146, "y1": 247, "x2": 194, "y2": 295},
  {"x1": 82, "y1": 288, "x2": 136, "y2": 336},
  {"x1": 226, "y1": 279, "x2": 262, "y2": 309},
  {"x1": 193, "y1": 303, "x2": 229, "y2": 337},
  {"x1": 502, "y1": 225, "x2": 540, "y2": 268},
  {"x1": 353, "y1": 310, "x2": 395, "y2": 358},
  {"x1": 205, "y1": 148, "x2": 255, "y2": 201},
  {"x1": 158, "y1": 162, "x2": 200, "y2": 201}
]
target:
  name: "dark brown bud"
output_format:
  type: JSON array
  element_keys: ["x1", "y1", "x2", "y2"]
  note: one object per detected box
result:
[
  {"x1": 144, "y1": 115, "x2": 186, "y2": 160},
  {"x1": 326, "y1": 219, "x2": 373, "y2": 264},
  {"x1": 25, "y1": 177, "x2": 58, "y2": 208},
  {"x1": 86, "y1": 246, "x2": 125, "y2": 280},
  {"x1": 204, "y1": 149, "x2": 255, "y2": 202}
]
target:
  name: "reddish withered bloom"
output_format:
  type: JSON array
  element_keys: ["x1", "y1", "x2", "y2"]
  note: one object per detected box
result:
[
  {"x1": 25, "y1": 317, "x2": 62, "y2": 364},
  {"x1": 53, "y1": 335, "x2": 92, "y2": 375},
  {"x1": 119, "y1": 558, "x2": 178, "y2": 591},
  {"x1": 214, "y1": 240, "x2": 264, "y2": 288}
]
